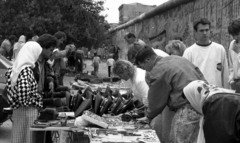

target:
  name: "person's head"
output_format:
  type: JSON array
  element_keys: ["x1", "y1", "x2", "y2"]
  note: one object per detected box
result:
[
  {"x1": 18, "y1": 35, "x2": 26, "y2": 43},
  {"x1": 135, "y1": 45, "x2": 158, "y2": 71},
  {"x1": 127, "y1": 42, "x2": 145, "y2": 63},
  {"x1": 37, "y1": 34, "x2": 58, "y2": 60},
  {"x1": 165, "y1": 40, "x2": 186, "y2": 56},
  {"x1": 228, "y1": 19, "x2": 240, "y2": 42},
  {"x1": 193, "y1": 18, "x2": 211, "y2": 45},
  {"x1": 8, "y1": 35, "x2": 17, "y2": 45},
  {"x1": 32, "y1": 35, "x2": 39, "y2": 41},
  {"x1": 94, "y1": 53, "x2": 97, "y2": 57},
  {"x1": 124, "y1": 32, "x2": 136, "y2": 45},
  {"x1": 11, "y1": 41, "x2": 43, "y2": 86},
  {"x1": 184, "y1": 80, "x2": 235, "y2": 115},
  {"x1": 54, "y1": 31, "x2": 66, "y2": 45},
  {"x1": 112, "y1": 59, "x2": 135, "y2": 81}
]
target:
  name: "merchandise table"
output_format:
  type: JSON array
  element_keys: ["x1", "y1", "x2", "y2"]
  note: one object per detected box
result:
[
  {"x1": 30, "y1": 121, "x2": 160, "y2": 143},
  {"x1": 30, "y1": 126, "x2": 160, "y2": 143},
  {"x1": 30, "y1": 123, "x2": 84, "y2": 143}
]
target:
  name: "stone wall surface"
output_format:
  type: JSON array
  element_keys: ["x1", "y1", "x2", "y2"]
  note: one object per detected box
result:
[{"x1": 110, "y1": 0, "x2": 240, "y2": 59}]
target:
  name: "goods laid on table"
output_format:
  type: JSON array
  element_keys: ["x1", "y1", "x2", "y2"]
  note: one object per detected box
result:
[
  {"x1": 30, "y1": 78, "x2": 157, "y2": 143},
  {"x1": 81, "y1": 111, "x2": 108, "y2": 128},
  {"x1": 71, "y1": 79, "x2": 130, "y2": 92},
  {"x1": 68, "y1": 84, "x2": 145, "y2": 119},
  {"x1": 88, "y1": 128, "x2": 159, "y2": 143},
  {"x1": 74, "y1": 73, "x2": 122, "y2": 84}
]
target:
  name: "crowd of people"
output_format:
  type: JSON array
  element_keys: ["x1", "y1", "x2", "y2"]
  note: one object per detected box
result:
[
  {"x1": 112, "y1": 18, "x2": 240, "y2": 143},
  {"x1": 0, "y1": 31, "x2": 87, "y2": 143},
  {"x1": 2, "y1": 16, "x2": 240, "y2": 143}
]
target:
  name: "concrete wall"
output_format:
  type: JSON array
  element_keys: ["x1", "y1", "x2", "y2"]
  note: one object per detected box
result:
[
  {"x1": 110, "y1": 0, "x2": 240, "y2": 60},
  {"x1": 119, "y1": 3, "x2": 156, "y2": 23}
]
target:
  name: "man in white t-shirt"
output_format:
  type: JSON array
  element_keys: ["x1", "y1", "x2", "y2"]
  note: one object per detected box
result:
[
  {"x1": 183, "y1": 18, "x2": 229, "y2": 88},
  {"x1": 227, "y1": 18, "x2": 240, "y2": 93},
  {"x1": 106, "y1": 56, "x2": 115, "y2": 77}
]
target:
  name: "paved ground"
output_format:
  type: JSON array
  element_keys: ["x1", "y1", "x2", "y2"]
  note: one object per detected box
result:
[{"x1": 0, "y1": 59, "x2": 109, "y2": 143}]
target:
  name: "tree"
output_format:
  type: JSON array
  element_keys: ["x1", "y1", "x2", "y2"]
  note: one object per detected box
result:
[{"x1": 0, "y1": 0, "x2": 110, "y2": 48}]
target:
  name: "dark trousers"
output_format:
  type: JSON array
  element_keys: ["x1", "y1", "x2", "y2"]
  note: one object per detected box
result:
[
  {"x1": 35, "y1": 131, "x2": 52, "y2": 143},
  {"x1": 108, "y1": 66, "x2": 111, "y2": 77},
  {"x1": 58, "y1": 75, "x2": 64, "y2": 86}
]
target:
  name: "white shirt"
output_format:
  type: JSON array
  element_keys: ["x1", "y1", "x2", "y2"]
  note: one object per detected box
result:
[
  {"x1": 228, "y1": 40, "x2": 240, "y2": 82},
  {"x1": 183, "y1": 42, "x2": 229, "y2": 88},
  {"x1": 106, "y1": 58, "x2": 115, "y2": 66},
  {"x1": 153, "y1": 48, "x2": 169, "y2": 57},
  {"x1": 122, "y1": 67, "x2": 149, "y2": 106}
]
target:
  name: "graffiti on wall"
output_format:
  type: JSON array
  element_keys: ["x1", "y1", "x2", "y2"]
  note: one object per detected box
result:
[
  {"x1": 149, "y1": 30, "x2": 167, "y2": 52},
  {"x1": 111, "y1": 0, "x2": 240, "y2": 58}
]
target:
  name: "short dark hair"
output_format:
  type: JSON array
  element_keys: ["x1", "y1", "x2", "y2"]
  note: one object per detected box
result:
[
  {"x1": 37, "y1": 34, "x2": 58, "y2": 49},
  {"x1": 125, "y1": 32, "x2": 136, "y2": 39},
  {"x1": 135, "y1": 45, "x2": 156, "y2": 66},
  {"x1": 8, "y1": 35, "x2": 17, "y2": 41},
  {"x1": 54, "y1": 31, "x2": 66, "y2": 40},
  {"x1": 127, "y1": 42, "x2": 144, "y2": 63},
  {"x1": 228, "y1": 19, "x2": 240, "y2": 36},
  {"x1": 193, "y1": 18, "x2": 211, "y2": 31}
]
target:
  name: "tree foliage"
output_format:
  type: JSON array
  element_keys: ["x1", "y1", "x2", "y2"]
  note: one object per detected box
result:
[{"x1": 0, "y1": 0, "x2": 110, "y2": 48}]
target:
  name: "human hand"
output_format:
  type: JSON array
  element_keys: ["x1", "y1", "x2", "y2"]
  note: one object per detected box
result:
[
  {"x1": 49, "y1": 81, "x2": 54, "y2": 92},
  {"x1": 230, "y1": 81, "x2": 236, "y2": 90}
]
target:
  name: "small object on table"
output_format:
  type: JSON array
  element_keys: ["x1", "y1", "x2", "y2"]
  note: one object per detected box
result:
[
  {"x1": 82, "y1": 111, "x2": 108, "y2": 128},
  {"x1": 121, "y1": 113, "x2": 132, "y2": 122},
  {"x1": 59, "y1": 112, "x2": 67, "y2": 126}
]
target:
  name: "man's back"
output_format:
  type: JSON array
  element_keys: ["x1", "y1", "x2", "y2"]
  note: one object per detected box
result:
[
  {"x1": 147, "y1": 56, "x2": 205, "y2": 119},
  {"x1": 183, "y1": 42, "x2": 229, "y2": 88}
]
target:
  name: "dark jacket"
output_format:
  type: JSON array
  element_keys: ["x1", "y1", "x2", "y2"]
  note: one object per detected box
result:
[{"x1": 147, "y1": 56, "x2": 206, "y2": 120}]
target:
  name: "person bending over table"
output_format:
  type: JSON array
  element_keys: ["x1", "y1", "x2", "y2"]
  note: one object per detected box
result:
[
  {"x1": 112, "y1": 59, "x2": 148, "y2": 106},
  {"x1": 135, "y1": 46, "x2": 206, "y2": 143},
  {"x1": 183, "y1": 80, "x2": 239, "y2": 143}
]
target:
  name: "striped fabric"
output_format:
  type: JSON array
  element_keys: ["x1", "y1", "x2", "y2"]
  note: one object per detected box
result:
[{"x1": 11, "y1": 106, "x2": 38, "y2": 143}]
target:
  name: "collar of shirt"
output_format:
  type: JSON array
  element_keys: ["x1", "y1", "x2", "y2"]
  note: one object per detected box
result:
[{"x1": 153, "y1": 56, "x2": 162, "y2": 66}]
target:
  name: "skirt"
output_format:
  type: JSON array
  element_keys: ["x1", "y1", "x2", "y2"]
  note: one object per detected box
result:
[
  {"x1": 169, "y1": 104, "x2": 201, "y2": 143},
  {"x1": 12, "y1": 106, "x2": 38, "y2": 143}
]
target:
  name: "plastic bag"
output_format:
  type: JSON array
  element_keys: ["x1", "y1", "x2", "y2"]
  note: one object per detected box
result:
[{"x1": 74, "y1": 116, "x2": 89, "y2": 127}]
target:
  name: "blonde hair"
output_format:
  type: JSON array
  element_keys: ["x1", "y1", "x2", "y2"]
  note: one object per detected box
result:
[
  {"x1": 165, "y1": 40, "x2": 186, "y2": 56},
  {"x1": 112, "y1": 60, "x2": 135, "y2": 79}
]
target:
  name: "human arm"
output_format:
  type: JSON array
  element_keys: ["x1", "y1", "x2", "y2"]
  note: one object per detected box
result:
[
  {"x1": 228, "y1": 49, "x2": 234, "y2": 84},
  {"x1": 228, "y1": 41, "x2": 239, "y2": 85},
  {"x1": 98, "y1": 57, "x2": 101, "y2": 63},
  {"x1": 135, "y1": 81, "x2": 149, "y2": 107},
  {"x1": 221, "y1": 47, "x2": 230, "y2": 89},
  {"x1": 54, "y1": 45, "x2": 73, "y2": 59},
  {"x1": 147, "y1": 77, "x2": 171, "y2": 122},
  {"x1": 16, "y1": 69, "x2": 43, "y2": 108}
]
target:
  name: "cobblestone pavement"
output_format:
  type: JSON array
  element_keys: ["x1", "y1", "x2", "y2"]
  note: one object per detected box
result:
[{"x1": 0, "y1": 59, "x2": 109, "y2": 143}]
